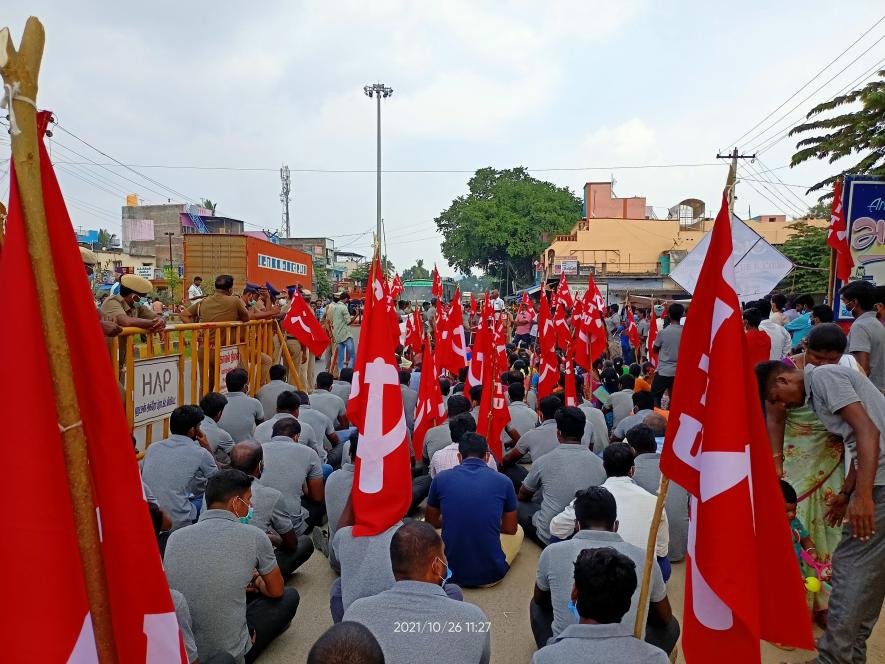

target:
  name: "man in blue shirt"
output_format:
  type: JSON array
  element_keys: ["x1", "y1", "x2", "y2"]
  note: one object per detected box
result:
[
  {"x1": 785, "y1": 294, "x2": 814, "y2": 349},
  {"x1": 425, "y1": 433, "x2": 522, "y2": 587}
]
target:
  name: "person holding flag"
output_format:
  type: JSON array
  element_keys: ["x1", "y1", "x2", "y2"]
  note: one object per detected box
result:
[
  {"x1": 658, "y1": 194, "x2": 813, "y2": 662},
  {"x1": 514, "y1": 293, "x2": 536, "y2": 348}
]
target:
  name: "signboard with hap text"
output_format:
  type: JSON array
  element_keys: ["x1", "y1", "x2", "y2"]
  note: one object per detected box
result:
[{"x1": 133, "y1": 355, "x2": 181, "y2": 426}]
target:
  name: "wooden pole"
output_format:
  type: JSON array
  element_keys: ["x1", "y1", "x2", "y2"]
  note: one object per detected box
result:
[
  {"x1": 1, "y1": 18, "x2": 119, "y2": 662},
  {"x1": 634, "y1": 476, "x2": 670, "y2": 638}
]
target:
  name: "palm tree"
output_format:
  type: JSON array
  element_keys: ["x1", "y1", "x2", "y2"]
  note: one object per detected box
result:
[{"x1": 201, "y1": 199, "x2": 218, "y2": 215}]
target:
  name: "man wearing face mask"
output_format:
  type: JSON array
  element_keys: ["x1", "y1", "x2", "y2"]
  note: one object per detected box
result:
[
  {"x1": 142, "y1": 405, "x2": 219, "y2": 529},
  {"x1": 229, "y1": 441, "x2": 315, "y2": 577},
  {"x1": 80, "y1": 247, "x2": 123, "y2": 337},
  {"x1": 343, "y1": 521, "x2": 490, "y2": 664},
  {"x1": 165, "y1": 469, "x2": 300, "y2": 664},
  {"x1": 99, "y1": 273, "x2": 164, "y2": 362}
]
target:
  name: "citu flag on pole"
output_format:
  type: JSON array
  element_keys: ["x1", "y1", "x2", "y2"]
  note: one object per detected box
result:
[
  {"x1": 563, "y1": 346, "x2": 578, "y2": 406},
  {"x1": 828, "y1": 178, "x2": 854, "y2": 283},
  {"x1": 435, "y1": 290, "x2": 468, "y2": 375},
  {"x1": 465, "y1": 293, "x2": 492, "y2": 391},
  {"x1": 380, "y1": 272, "x2": 402, "y2": 352},
  {"x1": 537, "y1": 291, "x2": 560, "y2": 399},
  {"x1": 625, "y1": 304, "x2": 641, "y2": 350},
  {"x1": 391, "y1": 273, "x2": 404, "y2": 299},
  {"x1": 1, "y1": 111, "x2": 185, "y2": 662},
  {"x1": 552, "y1": 300, "x2": 571, "y2": 350},
  {"x1": 405, "y1": 309, "x2": 423, "y2": 354},
  {"x1": 346, "y1": 256, "x2": 413, "y2": 536},
  {"x1": 555, "y1": 271, "x2": 573, "y2": 310},
  {"x1": 573, "y1": 292, "x2": 593, "y2": 371},
  {"x1": 647, "y1": 306, "x2": 659, "y2": 368},
  {"x1": 412, "y1": 334, "x2": 446, "y2": 461},
  {"x1": 658, "y1": 194, "x2": 813, "y2": 662},
  {"x1": 432, "y1": 264, "x2": 443, "y2": 299},
  {"x1": 475, "y1": 325, "x2": 508, "y2": 463},
  {"x1": 282, "y1": 291, "x2": 331, "y2": 357},
  {"x1": 469, "y1": 291, "x2": 478, "y2": 317}
]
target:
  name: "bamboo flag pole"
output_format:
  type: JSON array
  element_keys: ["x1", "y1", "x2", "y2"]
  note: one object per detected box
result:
[
  {"x1": 1, "y1": 19, "x2": 119, "y2": 662},
  {"x1": 634, "y1": 475, "x2": 670, "y2": 638}
]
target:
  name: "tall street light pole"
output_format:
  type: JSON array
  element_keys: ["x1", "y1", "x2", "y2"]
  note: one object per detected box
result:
[
  {"x1": 164, "y1": 231, "x2": 175, "y2": 301},
  {"x1": 364, "y1": 83, "x2": 393, "y2": 257}
]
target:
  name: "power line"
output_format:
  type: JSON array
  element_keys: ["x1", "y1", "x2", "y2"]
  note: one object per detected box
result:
[
  {"x1": 729, "y1": 14, "x2": 885, "y2": 148},
  {"x1": 740, "y1": 162, "x2": 806, "y2": 217},
  {"x1": 738, "y1": 166, "x2": 795, "y2": 217},
  {"x1": 753, "y1": 156, "x2": 813, "y2": 212}
]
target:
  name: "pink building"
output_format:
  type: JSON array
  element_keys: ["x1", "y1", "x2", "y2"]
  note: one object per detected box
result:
[{"x1": 584, "y1": 182, "x2": 647, "y2": 219}]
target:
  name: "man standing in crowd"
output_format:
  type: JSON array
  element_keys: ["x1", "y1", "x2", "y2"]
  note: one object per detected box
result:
[
  {"x1": 758, "y1": 324, "x2": 885, "y2": 664},
  {"x1": 229, "y1": 441, "x2": 314, "y2": 577},
  {"x1": 842, "y1": 280, "x2": 885, "y2": 391},
  {"x1": 425, "y1": 433, "x2": 522, "y2": 587},
  {"x1": 785, "y1": 294, "x2": 815, "y2": 349},
  {"x1": 758, "y1": 299, "x2": 793, "y2": 360},
  {"x1": 165, "y1": 470, "x2": 300, "y2": 664},
  {"x1": 517, "y1": 406, "x2": 606, "y2": 546},
  {"x1": 330, "y1": 292, "x2": 356, "y2": 374},
  {"x1": 142, "y1": 405, "x2": 218, "y2": 530},
  {"x1": 187, "y1": 275, "x2": 204, "y2": 305},
  {"x1": 343, "y1": 522, "x2": 491, "y2": 664},
  {"x1": 743, "y1": 307, "x2": 772, "y2": 367},
  {"x1": 651, "y1": 303, "x2": 684, "y2": 406}
]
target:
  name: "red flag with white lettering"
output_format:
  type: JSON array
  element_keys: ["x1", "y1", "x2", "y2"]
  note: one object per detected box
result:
[
  {"x1": 555, "y1": 272, "x2": 573, "y2": 309},
  {"x1": 537, "y1": 293, "x2": 560, "y2": 398},
  {"x1": 563, "y1": 348, "x2": 578, "y2": 406},
  {"x1": 828, "y1": 179, "x2": 854, "y2": 283},
  {"x1": 432, "y1": 265, "x2": 443, "y2": 299},
  {"x1": 465, "y1": 294, "x2": 491, "y2": 390},
  {"x1": 553, "y1": 302, "x2": 571, "y2": 350},
  {"x1": 659, "y1": 195, "x2": 813, "y2": 661},
  {"x1": 586, "y1": 274, "x2": 608, "y2": 362},
  {"x1": 412, "y1": 335, "x2": 445, "y2": 460},
  {"x1": 435, "y1": 290, "x2": 468, "y2": 375},
  {"x1": 346, "y1": 257, "x2": 412, "y2": 536},
  {"x1": 476, "y1": 328, "x2": 508, "y2": 463},
  {"x1": 282, "y1": 292, "x2": 332, "y2": 357},
  {"x1": 405, "y1": 309, "x2": 423, "y2": 354},
  {"x1": 1, "y1": 112, "x2": 185, "y2": 662}
]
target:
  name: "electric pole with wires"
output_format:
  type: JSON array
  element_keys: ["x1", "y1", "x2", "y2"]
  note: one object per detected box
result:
[
  {"x1": 716, "y1": 148, "x2": 756, "y2": 216},
  {"x1": 280, "y1": 164, "x2": 291, "y2": 238}
]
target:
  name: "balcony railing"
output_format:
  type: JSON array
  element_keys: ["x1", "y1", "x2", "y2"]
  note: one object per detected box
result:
[{"x1": 554, "y1": 261, "x2": 663, "y2": 277}]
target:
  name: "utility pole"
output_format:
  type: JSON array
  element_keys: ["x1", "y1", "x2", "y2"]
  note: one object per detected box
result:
[
  {"x1": 164, "y1": 231, "x2": 175, "y2": 301},
  {"x1": 716, "y1": 148, "x2": 755, "y2": 216},
  {"x1": 280, "y1": 164, "x2": 291, "y2": 238},
  {"x1": 364, "y1": 82, "x2": 393, "y2": 253}
]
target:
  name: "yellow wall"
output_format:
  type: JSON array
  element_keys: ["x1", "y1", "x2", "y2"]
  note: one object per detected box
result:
[
  {"x1": 90, "y1": 248, "x2": 156, "y2": 270},
  {"x1": 547, "y1": 217, "x2": 828, "y2": 274}
]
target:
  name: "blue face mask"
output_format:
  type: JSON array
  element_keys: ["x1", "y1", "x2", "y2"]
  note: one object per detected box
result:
[
  {"x1": 435, "y1": 557, "x2": 452, "y2": 585},
  {"x1": 567, "y1": 599, "x2": 580, "y2": 621}
]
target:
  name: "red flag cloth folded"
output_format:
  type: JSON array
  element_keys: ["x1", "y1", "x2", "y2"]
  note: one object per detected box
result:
[
  {"x1": 1, "y1": 111, "x2": 185, "y2": 662},
  {"x1": 586, "y1": 274, "x2": 609, "y2": 362},
  {"x1": 626, "y1": 305, "x2": 641, "y2": 350},
  {"x1": 647, "y1": 306, "x2": 659, "y2": 368},
  {"x1": 346, "y1": 257, "x2": 412, "y2": 536},
  {"x1": 659, "y1": 194, "x2": 814, "y2": 662},
  {"x1": 405, "y1": 309, "x2": 423, "y2": 354},
  {"x1": 475, "y1": 328, "x2": 508, "y2": 463},
  {"x1": 282, "y1": 292, "x2": 331, "y2": 357},
  {"x1": 828, "y1": 179, "x2": 854, "y2": 283},
  {"x1": 553, "y1": 303, "x2": 571, "y2": 350},
  {"x1": 537, "y1": 293, "x2": 560, "y2": 398},
  {"x1": 412, "y1": 335, "x2": 445, "y2": 460},
  {"x1": 432, "y1": 265, "x2": 443, "y2": 299},
  {"x1": 573, "y1": 292, "x2": 592, "y2": 371},
  {"x1": 435, "y1": 290, "x2": 468, "y2": 375},
  {"x1": 555, "y1": 272, "x2": 573, "y2": 310},
  {"x1": 391, "y1": 273, "x2": 404, "y2": 299}
]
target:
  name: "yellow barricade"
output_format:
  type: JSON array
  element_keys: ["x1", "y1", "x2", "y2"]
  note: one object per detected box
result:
[{"x1": 111, "y1": 320, "x2": 304, "y2": 449}]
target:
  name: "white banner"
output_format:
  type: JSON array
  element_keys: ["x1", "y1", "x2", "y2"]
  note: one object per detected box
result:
[
  {"x1": 134, "y1": 266, "x2": 154, "y2": 280},
  {"x1": 218, "y1": 345, "x2": 241, "y2": 393},
  {"x1": 133, "y1": 355, "x2": 180, "y2": 426}
]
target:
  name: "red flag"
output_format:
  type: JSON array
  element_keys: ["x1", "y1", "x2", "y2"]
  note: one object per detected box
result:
[
  {"x1": 465, "y1": 295, "x2": 492, "y2": 391},
  {"x1": 537, "y1": 293, "x2": 560, "y2": 398},
  {"x1": 625, "y1": 305, "x2": 641, "y2": 350},
  {"x1": 476, "y1": 330, "x2": 508, "y2": 463},
  {"x1": 647, "y1": 306, "x2": 659, "y2": 368},
  {"x1": 563, "y1": 348, "x2": 578, "y2": 406},
  {"x1": 469, "y1": 291, "x2": 477, "y2": 316},
  {"x1": 432, "y1": 265, "x2": 443, "y2": 299},
  {"x1": 586, "y1": 274, "x2": 609, "y2": 362},
  {"x1": 828, "y1": 179, "x2": 854, "y2": 283},
  {"x1": 659, "y1": 195, "x2": 813, "y2": 660},
  {"x1": 573, "y1": 293, "x2": 592, "y2": 371},
  {"x1": 404, "y1": 309, "x2": 424, "y2": 353},
  {"x1": 391, "y1": 273, "x2": 404, "y2": 299},
  {"x1": 493, "y1": 317, "x2": 509, "y2": 373},
  {"x1": 435, "y1": 289, "x2": 468, "y2": 375},
  {"x1": 552, "y1": 302, "x2": 571, "y2": 350},
  {"x1": 2, "y1": 112, "x2": 185, "y2": 662},
  {"x1": 380, "y1": 275, "x2": 402, "y2": 351},
  {"x1": 412, "y1": 335, "x2": 446, "y2": 460},
  {"x1": 555, "y1": 272, "x2": 573, "y2": 309},
  {"x1": 282, "y1": 292, "x2": 332, "y2": 357},
  {"x1": 346, "y1": 256, "x2": 412, "y2": 536}
]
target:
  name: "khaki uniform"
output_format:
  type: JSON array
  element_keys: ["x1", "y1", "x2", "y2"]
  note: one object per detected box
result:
[
  {"x1": 100, "y1": 295, "x2": 156, "y2": 365},
  {"x1": 185, "y1": 293, "x2": 251, "y2": 391}
]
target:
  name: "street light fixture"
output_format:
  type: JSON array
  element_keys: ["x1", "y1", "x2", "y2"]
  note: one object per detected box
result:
[{"x1": 364, "y1": 83, "x2": 393, "y2": 254}]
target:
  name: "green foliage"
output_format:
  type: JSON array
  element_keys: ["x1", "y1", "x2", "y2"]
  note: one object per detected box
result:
[
  {"x1": 790, "y1": 69, "x2": 885, "y2": 198},
  {"x1": 776, "y1": 222, "x2": 830, "y2": 293},
  {"x1": 455, "y1": 273, "x2": 496, "y2": 293},
  {"x1": 163, "y1": 265, "x2": 183, "y2": 303},
  {"x1": 313, "y1": 258, "x2": 332, "y2": 298},
  {"x1": 201, "y1": 199, "x2": 218, "y2": 214},
  {"x1": 349, "y1": 256, "x2": 394, "y2": 284},
  {"x1": 97, "y1": 228, "x2": 117, "y2": 248},
  {"x1": 435, "y1": 167, "x2": 581, "y2": 293},
  {"x1": 402, "y1": 259, "x2": 431, "y2": 281},
  {"x1": 802, "y1": 201, "x2": 831, "y2": 220}
]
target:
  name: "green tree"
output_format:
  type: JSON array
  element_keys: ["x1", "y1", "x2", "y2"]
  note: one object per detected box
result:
[
  {"x1": 455, "y1": 273, "x2": 496, "y2": 293},
  {"x1": 435, "y1": 167, "x2": 581, "y2": 293},
  {"x1": 790, "y1": 69, "x2": 885, "y2": 198},
  {"x1": 776, "y1": 221, "x2": 830, "y2": 293},
  {"x1": 802, "y1": 201, "x2": 831, "y2": 220},
  {"x1": 313, "y1": 258, "x2": 332, "y2": 298},
  {"x1": 349, "y1": 256, "x2": 394, "y2": 284},
  {"x1": 402, "y1": 259, "x2": 431, "y2": 281},
  {"x1": 97, "y1": 228, "x2": 117, "y2": 248},
  {"x1": 201, "y1": 199, "x2": 218, "y2": 214},
  {"x1": 163, "y1": 265, "x2": 183, "y2": 303}
]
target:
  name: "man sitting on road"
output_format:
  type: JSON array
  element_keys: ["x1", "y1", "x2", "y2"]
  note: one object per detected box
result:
[
  {"x1": 325, "y1": 437, "x2": 358, "y2": 574},
  {"x1": 229, "y1": 441, "x2": 314, "y2": 577},
  {"x1": 142, "y1": 405, "x2": 218, "y2": 529},
  {"x1": 428, "y1": 413, "x2": 497, "y2": 478},
  {"x1": 254, "y1": 390, "x2": 327, "y2": 466},
  {"x1": 531, "y1": 548, "x2": 669, "y2": 664},
  {"x1": 502, "y1": 395, "x2": 563, "y2": 490},
  {"x1": 165, "y1": 470, "x2": 300, "y2": 664},
  {"x1": 295, "y1": 390, "x2": 345, "y2": 469},
  {"x1": 199, "y1": 391, "x2": 235, "y2": 468},
  {"x1": 610, "y1": 390, "x2": 655, "y2": 441},
  {"x1": 504, "y1": 382, "x2": 540, "y2": 451},
  {"x1": 218, "y1": 368, "x2": 265, "y2": 443},
  {"x1": 421, "y1": 395, "x2": 472, "y2": 468},
  {"x1": 531, "y1": 486, "x2": 678, "y2": 656},
  {"x1": 257, "y1": 364, "x2": 297, "y2": 419},
  {"x1": 311, "y1": 371, "x2": 349, "y2": 429},
  {"x1": 605, "y1": 374, "x2": 636, "y2": 431},
  {"x1": 425, "y1": 433, "x2": 522, "y2": 587},
  {"x1": 343, "y1": 522, "x2": 490, "y2": 664}
]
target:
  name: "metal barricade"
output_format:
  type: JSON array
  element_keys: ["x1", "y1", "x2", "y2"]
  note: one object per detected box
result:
[{"x1": 111, "y1": 320, "x2": 304, "y2": 449}]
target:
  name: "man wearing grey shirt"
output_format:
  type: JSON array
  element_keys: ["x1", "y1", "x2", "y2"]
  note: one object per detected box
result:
[
  {"x1": 325, "y1": 438, "x2": 357, "y2": 573},
  {"x1": 218, "y1": 369, "x2": 265, "y2": 443},
  {"x1": 531, "y1": 487, "x2": 678, "y2": 656},
  {"x1": 579, "y1": 401, "x2": 609, "y2": 454},
  {"x1": 256, "y1": 364, "x2": 297, "y2": 419},
  {"x1": 421, "y1": 395, "x2": 472, "y2": 465},
  {"x1": 331, "y1": 367, "x2": 353, "y2": 402},
  {"x1": 611, "y1": 390, "x2": 655, "y2": 441},
  {"x1": 295, "y1": 390, "x2": 344, "y2": 465},
  {"x1": 517, "y1": 406, "x2": 606, "y2": 546},
  {"x1": 142, "y1": 406, "x2": 218, "y2": 528},
  {"x1": 505, "y1": 382, "x2": 540, "y2": 448},
  {"x1": 253, "y1": 391, "x2": 327, "y2": 464},
  {"x1": 759, "y1": 326, "x2": 885, "y2": 664},
  {"x1": 842, "y1": 279, "x2": 885, "y2": 390},
  {"x1": 651, "y1": 303, "x2": 684, "y2": 407},
  {"x1": 399, "y1": 369, "x2": 419, "y2": 434},
  {"x1": 311, "y1": 372, "x2": 348, "y2": 427},
  {"x1": 344, "y1": 522, "x2": 490, "y2": 664},
  {"x1": 502, "y1": 395, "x2": 562, "y2": 491},
  {"x1": 165, "y1": 470, "x2": 299, "y2": 664},
  {"x1": 531, "y1": 547, "x2": 668, "y2": 664},
  {"x1": 199, "y1": 392, "x2": 235, "y2": 468}
]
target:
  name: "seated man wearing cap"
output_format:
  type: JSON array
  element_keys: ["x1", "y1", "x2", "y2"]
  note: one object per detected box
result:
[{"x1": 100, "y1": 273, "x2": 165, "y2": 364}]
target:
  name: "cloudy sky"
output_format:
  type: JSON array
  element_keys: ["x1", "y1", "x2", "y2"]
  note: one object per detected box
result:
[{"x1": 2, "y1": 1, "x2": 883, "y2": 276}]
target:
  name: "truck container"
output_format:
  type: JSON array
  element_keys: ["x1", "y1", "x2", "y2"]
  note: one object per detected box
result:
[{"x1": 183, "y1": 234, "x2": 313, "y2": 294}]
